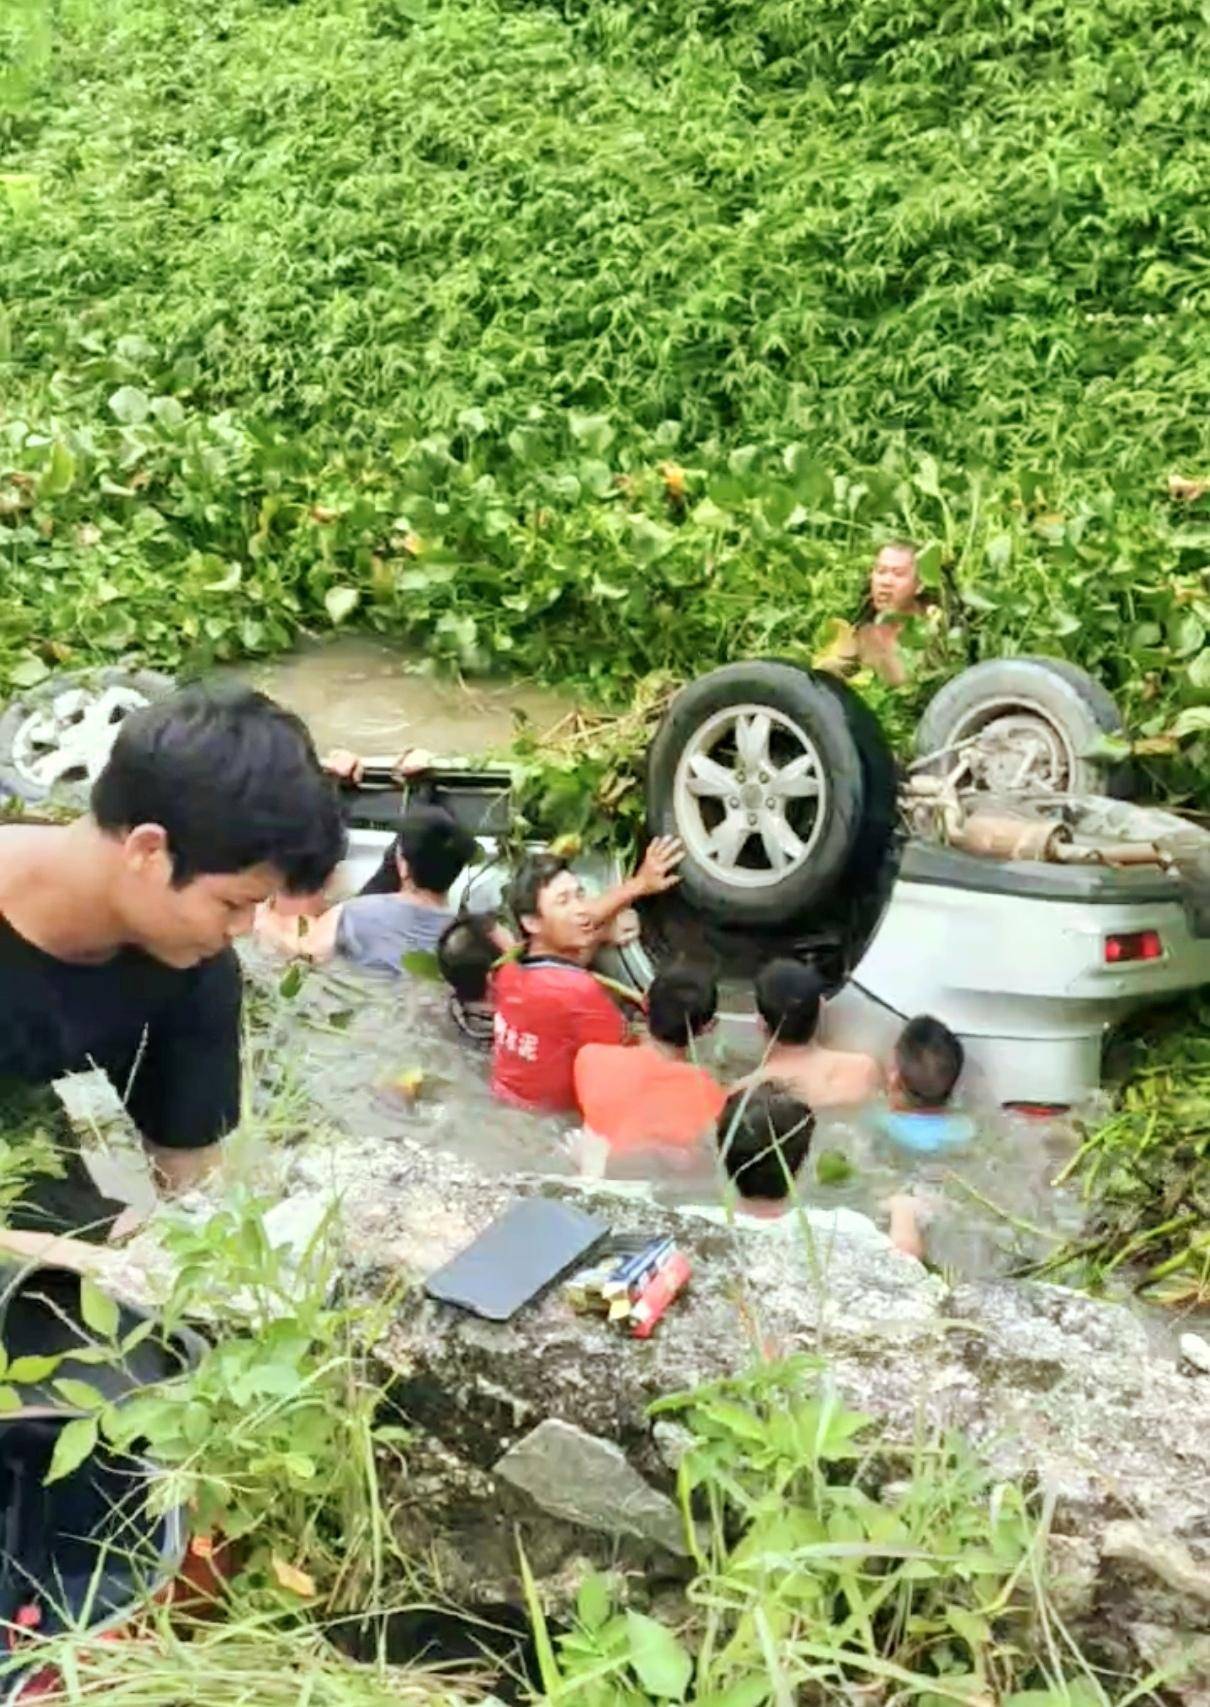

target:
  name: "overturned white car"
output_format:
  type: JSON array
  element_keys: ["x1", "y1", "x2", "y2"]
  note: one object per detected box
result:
[{"x1": 2, "y1": 656, "x2": 1208, "y2": 1107}]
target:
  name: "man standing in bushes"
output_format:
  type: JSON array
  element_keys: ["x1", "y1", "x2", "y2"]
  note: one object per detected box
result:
[{"x1": 0, "y1": 684, "x2": 345, "y2": 1247}]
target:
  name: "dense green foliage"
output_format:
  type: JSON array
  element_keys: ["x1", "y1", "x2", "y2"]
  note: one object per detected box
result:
[
  {"x1": 2, "y1": 0, "x2": 1209, "y2": 778},
  {"x1": 1033, "y1": 994, "x2": 1210, "y2": 1306},
  {"x1": 532, "y1": 1358, "x2": 1108, "y2": 1704}
]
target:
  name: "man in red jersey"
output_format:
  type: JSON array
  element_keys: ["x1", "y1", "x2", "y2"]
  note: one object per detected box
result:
[{"x1": 490, "y1": 844, "x2": 681, "y2": 1112}]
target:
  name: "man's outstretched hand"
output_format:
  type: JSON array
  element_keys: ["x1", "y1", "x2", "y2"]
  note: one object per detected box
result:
[{"x1": 634, "y1": 835, "x2": 685, "y2": 896}]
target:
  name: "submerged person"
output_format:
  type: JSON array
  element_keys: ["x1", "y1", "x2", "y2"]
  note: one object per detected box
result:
[
  {"x1": 572, "y1": 963, "x2": 726, "y2": 1178},
  {"x1": 872, "y1": 1014, "x2": 976, "y2": 1157},
  {"x1": 820, "y1": 541, "x2": 931, "y2": 688},
  {"x1": 743, "y1": 959, "x2": 882, "y2": 1110},
  {"x1": 687, "y1": 1081, "x2": 923, "y2": 1258},
  {"x1": 0, "y1": 685, "x2": 344, "y2": 1240},
  {"x1": 437, "y1": 911, "x2": 515, "y2": 1045},
  {"x1": 490, "y1": 841, "x2": 683, "y2": 1113},
  {"x1": 255, "y1": 805, "x2": 477, "y2": 974}
]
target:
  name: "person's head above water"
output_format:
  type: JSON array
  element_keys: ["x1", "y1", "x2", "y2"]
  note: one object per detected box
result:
[
  {"x1": 755, "y1": 958, "x2": 825, "y2": 1046},
  {"x1": 646, "y1": 962, "x2": 717, "y2": 1050},
  {"x1": 891, "y1": 1014, "x2": 964, "y2": 1109},
  {"x1": 716, "y1": 1081, "x2": 816, "y2": 1202},
  {"x1": 869, "y1": 541, "x2": 922, "y2": 617},
  {"x1": 508, "y1": 854, "x2": 594, "y2": 959},
  {"x1": 393, "y1": 805, "x2": 476, "y2": 899},
  {"x1": 88, "y1": 683, "x2": 345, "y2": 969},
  {"x1": 437, "y1": 911, "x2": 507, "y2": 1005}
]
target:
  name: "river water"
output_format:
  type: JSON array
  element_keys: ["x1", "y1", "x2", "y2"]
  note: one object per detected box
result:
[
  {"x1": 233, "y1": 635, "x2": 578, "y2": 758},
  {"x1": 240, "y1": 940, "x2": 1087, "y2": 1284},
  {"x1": 228, "y1": 636, "x2": 1085, "y2": 1282}
]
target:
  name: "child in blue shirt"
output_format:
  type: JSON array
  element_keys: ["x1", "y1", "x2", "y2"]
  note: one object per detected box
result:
[{"x1": 874, "y1": 1014, "x2": 976, "y2": 1156}]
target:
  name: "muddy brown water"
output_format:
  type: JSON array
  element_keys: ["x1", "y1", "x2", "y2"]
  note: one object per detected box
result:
[
  {"x1": 231, "y1": 635, "x2": 578, "y2": 758},
  {"x1": 241, "y1": 941, "x2": 1088, "y2": 1284}
]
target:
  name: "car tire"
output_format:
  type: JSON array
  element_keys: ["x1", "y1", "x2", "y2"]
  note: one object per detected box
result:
[
  {"x1": 914, "y1": 656, "x2": 1131, "y2": 799},
  {"x1": 645, "y1": 661, "x2": 889, "y2": 928},
  {"x1": 0, "y1": 667, "x2": 177, "y2": 808}
]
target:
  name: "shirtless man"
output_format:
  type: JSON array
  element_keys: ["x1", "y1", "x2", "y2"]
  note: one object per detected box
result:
[
  {"x1": 0, "y1": 684, "x2": 344, "y2": 1253},
  {"x1": 743, "y1": 958, "x2": 882, "y2": 1109}
]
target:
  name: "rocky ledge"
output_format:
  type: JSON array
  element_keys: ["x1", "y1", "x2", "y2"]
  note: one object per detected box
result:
[{"x1": 110, "y1": 1126, "x2": 1210, "y2": 1692}]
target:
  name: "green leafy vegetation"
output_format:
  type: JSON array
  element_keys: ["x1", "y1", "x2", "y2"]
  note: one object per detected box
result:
[
  {"x1": 1031, "y1": 996, "x2": 1210, "y2": 1307},
  {"x1": 1, "y1": 0, "x2": 1208, "y2": 799},
  {"x1": 16, "y1": 1195, "x2": 402, "y2": 1607},
  {"x1": 0, "y1": 1193, "x2": 453, "y2": 1703},
  {"x1": 527, "y1": 1357, "x2": 1148, "y2": 1704},
  {"x1": 0, "y1": 1084, "x2": 68, "y2": 1219},
  {"x1": 3, "y1": 1234, "x2": 1167, "y2": 1704}
]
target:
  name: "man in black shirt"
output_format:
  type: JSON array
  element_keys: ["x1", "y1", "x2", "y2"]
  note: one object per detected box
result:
[{"x1": 0, "y1": 683, "x2": 345, "y2": 1240}]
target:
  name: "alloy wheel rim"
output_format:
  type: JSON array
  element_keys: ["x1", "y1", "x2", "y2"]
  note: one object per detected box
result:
[
  {"x1": 11, "y1": 684, "x2": 153, "y2": 790},
  {"x1": 672, "y1": 703, "x2": 828, "y2": 890}
]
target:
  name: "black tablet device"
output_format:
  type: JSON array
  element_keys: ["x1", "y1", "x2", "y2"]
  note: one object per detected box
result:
[{"x1": 424, "y1": 1199, "x2": 608, "y2": 1321}]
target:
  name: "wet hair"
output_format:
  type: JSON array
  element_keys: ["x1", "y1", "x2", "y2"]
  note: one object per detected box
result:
[
  {"x1": 755, "y1": 958, "x2": 825, "y2": 1045},
  {"x1": 91, "y1": 684, "x2": 345, "y2": 893},
  {"x1": 895, "y1": 1014, "x2": 964, "y2": 1108},
  {"x1": 646, "y1": 963, "x2": 717, "y2": 1047},
  {"x1": 507, "y1": 853, "x2": 570, "y2": 936},
  {"x1": 716, "y1": 1081, "x2": 815, "y2": 1201},
  {"x1": 396, "y1": 805, "x2": 476, "y2": 895},
  {"x1": 436, "y1": 912, "x2": 501, "y2": 1004}
]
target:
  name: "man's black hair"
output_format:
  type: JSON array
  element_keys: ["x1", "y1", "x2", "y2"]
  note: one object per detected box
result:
[
  {"x1": 396, "y1": 805, "x2": 476, "y2": 895},
  {"x1": 716, "y1": 1081, "x2": 815, "y2": 1201},
  {"x1": 646, "y1": 963, "x2": 717, "y2": 1047},
  {"x1": 754, "y1": 958, "x2": 825, "y2": 1045},
  {"x1": 895, "y1": 1014, "x2": 964, "y2": 1108},
  {"x1": 437, "y1": 912, "x2": 500, "y2": 1004},
  {"x1": 507, "y1": 853, "x2": 570, "y2": 936},
  {"x1": 91, "y1": 684, "x2": 345, "y2": 893}
]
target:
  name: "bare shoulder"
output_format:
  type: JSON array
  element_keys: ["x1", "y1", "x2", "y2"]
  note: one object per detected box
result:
[
  {"x1": 853, "y1": 1050, "x2": 885, "y2": 1091},
  {"x1": 820, "y1": 1046, "x2": 883, "y2": 1100}
]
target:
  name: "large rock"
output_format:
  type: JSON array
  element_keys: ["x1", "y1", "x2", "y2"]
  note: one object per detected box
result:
[
  {"x1": 109, "y1": 1125, "x2": 1209, "y2": 1676},
  {"x1": 265, "y1": 1129, "x2": 1210, "y2": 1674}
]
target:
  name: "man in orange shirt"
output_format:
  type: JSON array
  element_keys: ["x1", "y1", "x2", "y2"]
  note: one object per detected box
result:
[{"x1": 573, "y1": 964, "x2": 725, "y2": 1177}]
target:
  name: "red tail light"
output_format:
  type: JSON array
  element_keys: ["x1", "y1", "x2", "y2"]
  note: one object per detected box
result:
[{"x1": 1104, "y1": 930, "x2": 1163, "y2": 964}]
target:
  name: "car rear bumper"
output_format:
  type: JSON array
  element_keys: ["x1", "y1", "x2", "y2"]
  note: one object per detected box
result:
[
  {"x1": 856, "y1": 869, "x2": 1210, "y2": 1036},
  {"x1": 840, "y1": 846, "x2": 1210, "y2": 1103}
]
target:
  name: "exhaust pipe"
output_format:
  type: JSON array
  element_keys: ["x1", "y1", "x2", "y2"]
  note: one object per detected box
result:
[{"x1": 951, "y1": 812, "x2": 1073, "y2": 863}]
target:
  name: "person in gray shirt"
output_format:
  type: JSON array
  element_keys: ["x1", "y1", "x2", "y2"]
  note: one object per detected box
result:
[{"x1": 256, "y1": 805, "x2": 476, "y2": 976}]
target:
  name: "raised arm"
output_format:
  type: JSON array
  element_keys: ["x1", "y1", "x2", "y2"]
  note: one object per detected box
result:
[{"x1": 584, "y1": 836, "x2": 684, "y2": 930}]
